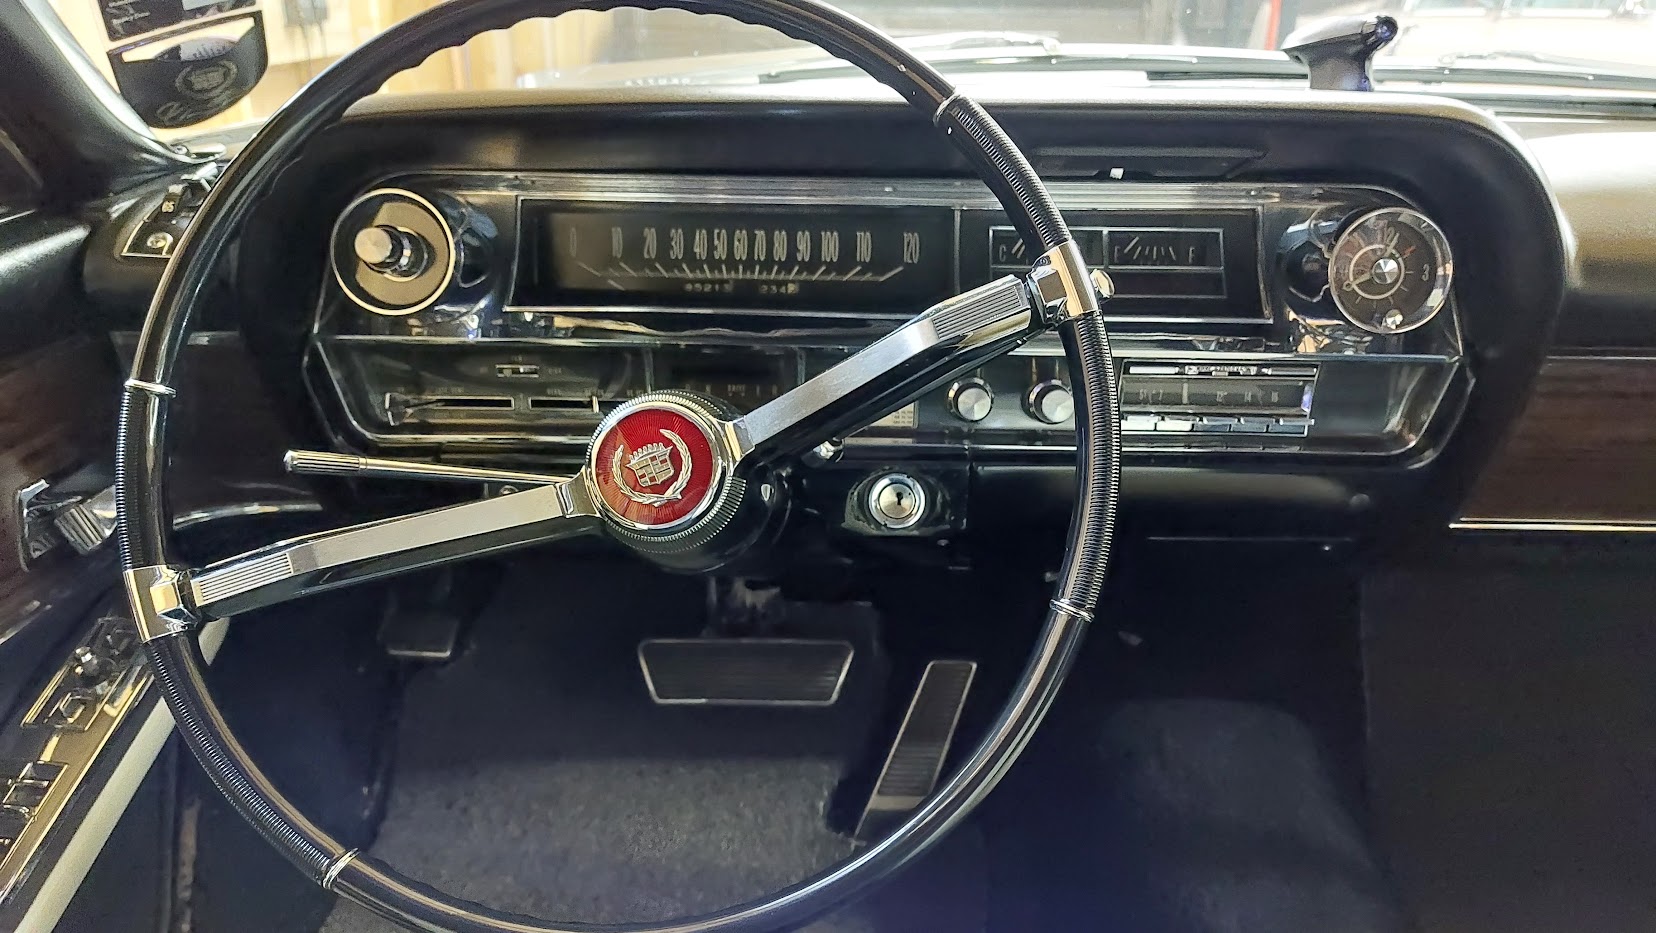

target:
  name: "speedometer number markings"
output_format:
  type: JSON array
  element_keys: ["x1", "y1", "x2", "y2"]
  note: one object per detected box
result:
[{"x1": 543, "y1": 206, "x2": 955, "y2": 310}]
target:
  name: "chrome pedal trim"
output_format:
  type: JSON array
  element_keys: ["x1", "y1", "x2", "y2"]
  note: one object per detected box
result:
[
  {"x1": 637, "y1": 638, "x2": 853, "y2": 707},
  {"x1": 856, "y1": 659, "x2": 977, "y2": 841}
]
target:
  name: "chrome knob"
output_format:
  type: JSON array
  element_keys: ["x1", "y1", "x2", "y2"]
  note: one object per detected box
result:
[
  {"x1": 867, "y1": 473, "x2": 926, "y2": 530},
  {"x1": 353, "y1": 225, "x2": 427, "y2": 277},
  {"x1": 1025, "y1": 380, "x2": 1074, "y2": 425},
  {"x1": 947, "y1": 378, "x2": 993, "y2": 423}
]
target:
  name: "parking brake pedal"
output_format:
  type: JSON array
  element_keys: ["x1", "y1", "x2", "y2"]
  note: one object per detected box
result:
[
  {"x1": 638, "y1": 639, "x2": 854, "y2": 706},
  {"x1": 856, "y1": 660, "x2": 977, "y2": 841}
]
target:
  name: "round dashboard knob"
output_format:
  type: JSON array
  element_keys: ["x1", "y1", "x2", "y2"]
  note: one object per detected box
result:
[
  {"x1": 352, "y1": 225, "x2": 427, "y2": 277},
  {"x1": 1025, "y1": 380, "x2": 1074, "y2": 425},
  {"x1": 948, "y1": 378, "x2": 994, "y2": 423}
]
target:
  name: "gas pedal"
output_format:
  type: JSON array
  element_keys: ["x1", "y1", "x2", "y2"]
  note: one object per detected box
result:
[
  {"x1": 637, "y1": 638, "x2": 854, "y2": 706},
  {"x1": 856, "y1": 659, "x2": 977, "y2": 841}
]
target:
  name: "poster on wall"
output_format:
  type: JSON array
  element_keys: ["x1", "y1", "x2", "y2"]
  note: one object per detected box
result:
[
  {"x1": 99, "y1": 0, "x2": 257, "y2": 41},
  {"x1": 106, "y1": 11, "x2": 268, "y2": 128}
]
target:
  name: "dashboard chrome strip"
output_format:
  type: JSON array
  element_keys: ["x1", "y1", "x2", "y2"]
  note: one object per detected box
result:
[
  {"x1": 434, "y1": 172, "x2": 1344, "y2": 210},
  {"x1": 1451, "y1": 519, "x2": 1656, "y2": 533},
  {"x1": 502, "y1": 304, "x2": 1276, "y2": 328}
]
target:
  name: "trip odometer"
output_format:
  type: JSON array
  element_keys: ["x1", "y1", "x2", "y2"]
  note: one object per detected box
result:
[
  {"x1": 1329, "y1": 207, "x2": 1454, "y2": 335},
  {"x1": 530, "y1": 204, "x2": 955, "y2": 311}
]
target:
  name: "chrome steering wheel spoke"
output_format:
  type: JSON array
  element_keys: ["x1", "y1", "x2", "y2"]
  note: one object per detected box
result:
[
  {"x1": 116, "y1": 2, "x2": 1120, "y2": 928},
  {"x1": 727, "y1": 274, "x2": 1040, "y2": 465},
  {"x1": 178, "y1": 474, "x2": 600, "y2": 621}
]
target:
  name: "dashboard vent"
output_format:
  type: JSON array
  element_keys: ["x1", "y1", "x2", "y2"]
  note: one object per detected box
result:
[{"x1": 1032, "y1": 146, "x2": 1264, "y2": 180}]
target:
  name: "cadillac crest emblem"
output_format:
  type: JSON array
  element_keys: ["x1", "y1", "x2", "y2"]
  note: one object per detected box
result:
[{"x1": 611, "y1": 429, "x2": 694, "y2": 507}]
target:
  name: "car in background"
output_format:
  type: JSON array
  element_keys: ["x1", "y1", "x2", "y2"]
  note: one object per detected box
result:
[{"x1": 1383, "y1": 0, "x2": 1655, "y2": 67}]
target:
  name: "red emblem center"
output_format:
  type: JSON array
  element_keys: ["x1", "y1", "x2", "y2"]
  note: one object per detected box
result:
[{"x1": 591, "y1": 406, "x2": 718, "y2": 529}]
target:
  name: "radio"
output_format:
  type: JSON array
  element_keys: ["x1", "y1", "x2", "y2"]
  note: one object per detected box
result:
[{"x1": 1117, "y1": 361, "x2": 1317, "y2": 438}]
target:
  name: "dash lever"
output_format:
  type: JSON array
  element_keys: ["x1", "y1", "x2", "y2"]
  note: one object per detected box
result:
[{"x1": 284, "y1": 450, "x2": 567, "y2": 487}]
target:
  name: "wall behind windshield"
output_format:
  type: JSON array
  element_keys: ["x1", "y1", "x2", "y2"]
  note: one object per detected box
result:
[
  {"x1": 44, "y1": 0, "x2": 1278, "y2": 138},
  {"x1": 46, "y1": 0, "x2": 1656, "y2": 140}
]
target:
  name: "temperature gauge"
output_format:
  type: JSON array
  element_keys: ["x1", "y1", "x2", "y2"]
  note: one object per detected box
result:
[{"x1": 1329, "y1": 208, "x2": 1453, "y2": 335}]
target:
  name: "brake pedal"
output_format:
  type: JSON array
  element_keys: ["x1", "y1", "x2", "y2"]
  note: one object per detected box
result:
[
  {"x1": 638, "y1": 638, "x2": 854, "y2": 706},
  {"x1": 378, "y1": 567, "x2": 494, "y2": 661},
  {"x1": 856, "y1": 659, "x2": 976, "y2": 841}
]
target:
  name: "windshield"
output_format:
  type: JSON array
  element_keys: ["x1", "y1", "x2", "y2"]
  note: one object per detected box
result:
[{"x1": 43, "y1": 0, "x2": 1656, "y2": 137}]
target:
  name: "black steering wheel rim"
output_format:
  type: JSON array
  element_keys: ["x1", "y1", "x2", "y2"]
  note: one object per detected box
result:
[{"x1": 117, "y1": 1, "x2": 1122, "y2": 930}]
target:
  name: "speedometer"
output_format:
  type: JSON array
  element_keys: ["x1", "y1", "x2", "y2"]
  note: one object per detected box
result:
[
  {"x1": 1328, "y1": 208, "x2": 1453, "y2": 335},
  {"x1": 528, "y1": 204, "x2": 956, "y2": 312}
]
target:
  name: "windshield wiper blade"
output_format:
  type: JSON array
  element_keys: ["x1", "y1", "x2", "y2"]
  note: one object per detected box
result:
[
  {"x1": 759, "y1": 41, "x2": 1307, "y2": 83},
  {"x1": 1377, "y1": 51, "x2": 1656, "y2": 92}
]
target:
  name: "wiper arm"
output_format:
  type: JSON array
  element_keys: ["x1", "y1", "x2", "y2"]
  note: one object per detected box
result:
[{"x1": 895, "y1": 31, "x2": 1062, "y2": 55}]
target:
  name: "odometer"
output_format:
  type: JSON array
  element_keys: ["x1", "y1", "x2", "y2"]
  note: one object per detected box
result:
[{"x1": 529, "y1": 204, "x2": 955, "y2": 311}]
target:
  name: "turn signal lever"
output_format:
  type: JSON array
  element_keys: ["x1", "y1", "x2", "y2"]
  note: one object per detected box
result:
[{"x1": 284, "y1": 450, "x2": 567, "y2": 487}]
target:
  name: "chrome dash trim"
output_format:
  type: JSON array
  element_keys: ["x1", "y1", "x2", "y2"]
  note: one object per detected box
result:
[
  {"x1": 453, "y1": 174, "x2": 1384, "y2": 210},
  {"x1": 172, "y1": 502, "x2": 324, "y2": 530},
  {"x1": 1451, "y1": 519, "x2": 1656, "y2": 533}
]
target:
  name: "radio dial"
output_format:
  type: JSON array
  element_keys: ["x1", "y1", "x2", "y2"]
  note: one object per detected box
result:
[
  {"x1": 1025, "y1": 381, "x2": 1074, "y2": 425},
  {"x1": 948, "y1": 378, "x2": 994, "y2": 423}
]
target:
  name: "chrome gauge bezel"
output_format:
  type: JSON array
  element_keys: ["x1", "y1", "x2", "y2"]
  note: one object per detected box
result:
[
  {"x1": 330, "y1": 188, "x2": 458, "y2": 317},
  {"x1": 1329, "y1": 207, "x2": 1454, "y2": 336}
]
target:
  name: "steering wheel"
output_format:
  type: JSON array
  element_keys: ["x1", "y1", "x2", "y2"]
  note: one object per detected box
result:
[{"x1": 117, "y1": 1, "x2": 1121, "y2": 929}]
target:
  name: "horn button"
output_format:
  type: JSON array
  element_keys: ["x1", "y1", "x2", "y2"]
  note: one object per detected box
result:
[
  {"x1": 586, "y1": 393, "x2": 771, "y2": 567},
  {"x1": 590, "y1": 401, "x2": 722, "y2": 532}
]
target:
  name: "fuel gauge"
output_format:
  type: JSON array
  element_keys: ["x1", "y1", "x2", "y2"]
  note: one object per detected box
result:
[{"x1": 1329, "y1": 208, "x2": 1453, "y2": 335}]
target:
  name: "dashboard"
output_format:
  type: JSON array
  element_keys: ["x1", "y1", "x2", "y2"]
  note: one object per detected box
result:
[
  {"x1": 315, "y1": 174, "x2": 1460, "y2": 464},
  {"x1": 88, "y1": 86, "x2": 1574, "y2": 543}
]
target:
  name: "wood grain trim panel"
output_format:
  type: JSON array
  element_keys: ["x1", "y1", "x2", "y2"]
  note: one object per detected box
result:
[
  {"x1": 1461, "y1": 355, "x2": 1656, "y2": 525},
  {"x1": 0, "y1": 337, "x2": 116, "y2": 609}
]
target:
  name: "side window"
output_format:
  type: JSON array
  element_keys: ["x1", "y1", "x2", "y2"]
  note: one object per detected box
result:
[{"x1": 0, "y1": 128, "x2": 44, "y2": 220}]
